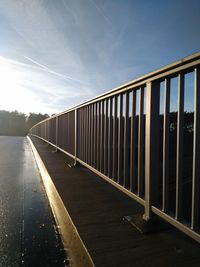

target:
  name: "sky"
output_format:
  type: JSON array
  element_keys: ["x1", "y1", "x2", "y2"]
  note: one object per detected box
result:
[{"x1": 0, "y1": 0, "x2": 200, "y2": 115}]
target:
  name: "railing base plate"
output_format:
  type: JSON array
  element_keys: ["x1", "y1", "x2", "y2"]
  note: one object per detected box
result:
[
  {"x1": 123, "y1": 214, "x2": 172, "y2": 234},
  {"x1": 67, "y1": 162, "x2": 80, "y2": 168},
  {"x1": 52, "y1": 149, "x2": 58, "y2": 153}
]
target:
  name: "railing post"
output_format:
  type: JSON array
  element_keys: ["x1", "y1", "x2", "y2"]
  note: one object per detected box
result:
[{"x1": 143, "y1": 81, "x2": 160, "y2": 221}]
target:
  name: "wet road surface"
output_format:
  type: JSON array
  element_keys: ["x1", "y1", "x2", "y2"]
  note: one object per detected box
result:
[{"x1": 0, "y1": 136, "x2": 68, "y2": 267}]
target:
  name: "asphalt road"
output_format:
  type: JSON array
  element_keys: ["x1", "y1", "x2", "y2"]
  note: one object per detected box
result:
[{"x1": 0, "y1": 136, "x2": 68, "y2": 267}]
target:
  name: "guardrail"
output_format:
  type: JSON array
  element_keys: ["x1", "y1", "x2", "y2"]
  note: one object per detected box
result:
[{"x1": 30, "y1": 51, "x2": 200, "y2": 243}]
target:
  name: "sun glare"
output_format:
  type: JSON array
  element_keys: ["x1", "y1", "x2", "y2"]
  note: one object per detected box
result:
[
  {"x1": 0, "y1": 62, "x2": 18, "y2": 86},
  {"x1": 0, "y1": 62, "x2": 20, "y2": 99},
  {"x1": 0, "y1": 61, "x2": 34, "y2": 114}
]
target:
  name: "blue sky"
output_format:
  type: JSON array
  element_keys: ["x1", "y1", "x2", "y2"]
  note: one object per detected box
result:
[{"x1": 0, "y1": 0, "x2": 199, "y2": 114}]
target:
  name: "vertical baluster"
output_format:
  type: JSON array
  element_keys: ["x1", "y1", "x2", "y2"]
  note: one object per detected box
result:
[
  {"x1": 130, "y1": 90, "x2": 137, "y2": 191},
  {"x1": 97, "y1": 102, "x2": 100, "y2": 170},
  {"x1": 162, "y1": 78, "x2": 170, "y2": 212},
  {"x1": 124, "y1": 92, "x2": 130, "y2": 188},
  {"x1": 91, "y1": 104, "x2": 94, "y2": 167},
  {"x1": 57, "y1": 119, "x2": 59, "y2": 146},
  {"x1": 118, "y1": 94, "x2": 123, "y2": 184},
  {"x1": 176, "y1": 73, "x2": 184, "y2": 220},
  {"x1": 86, "y1": 106, "x2": 89, "y2": 163},
  {"x1": 55, "y1": 117, "x2": 58, "y2": 152},
  {"x1": 100, "y1": 101, "x2": 105, "y2": 172},
  {"x1": 45, "y1": 122, "x2": 47, "y2": 139},
  {"x1": 44, "y1": 121, "x2": 46, "y2": 139},
  {"x1": 138, "y1": 88, "x2": 144, "y2": 196},
  {"x1": 67, "y1": 114, "x2": 69, "y2": 152},
  {"x1": 80, "y1": 110, "x2": 83, "y2": 160},
  {"x1": 74, "y1": 110, "x2": 77, "y2": 164},
  {"x1": 65, "y1": 115, "x2": 67, "y2": 150},
  {"x1": 41, "y1": 123, "x2": 43, "y2": 137},
  {"x1": 86, "y1": 107, "x2": 88, "y2": 163},
  {"x1": 104, "y1": 99, "x2": 108, "y2": 175},
  {"x1": 108, "y1": 98, "x2": 113, "y2": 178},
  {"x1": 112, "y1": 96, "x2": 118, "y2": 180},
  {"x1": 70, "y1": 113, "x2": 73, "y2": 152},
  {"x1": 76, "y1": 111, "x2": 79, "y2": 158},
  {"x1": 49, "y1": 120, "x2": 51, "y2": 142},
  {"x1": 50, "y1": 120, "x2": 52, "y2": 142},
  {"x1": 191, "y1": 67, "x2": 200, "y2": 229},
  {"x1": 94, "y1": 103, "x2": 97, "y2": 169},
  {"x1": 90, "y1": 105, "x2": 92, "y2": 165},
  {"x1": 68, "y1": 116, "x2": 70, "y2": 151},
  {"x1": 83, "y1": 108, "x2": 86, "y2": 162},
  {"x1": 48, "y1": 120, "x2": 50, "y2": 141},
  {"x1": 88, "y1": 105, "x2": 91, "y2": 165},
  {"x1": 67, "y1": 114, "x2": 69, "y2": 151},
  {"x1": 46, "y1": 121, "x2": 48, "y2": 140}
]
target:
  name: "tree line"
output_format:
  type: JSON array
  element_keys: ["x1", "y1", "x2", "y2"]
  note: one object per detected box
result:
[{"x1": 0, "y1": 110, "x2": 49, "y2": 136}]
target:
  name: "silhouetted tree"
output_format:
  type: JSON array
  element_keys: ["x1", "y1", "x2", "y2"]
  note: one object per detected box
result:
[
  {"x1": 26, "y1": 113, "x2": 49, "y2": 132},
  {"x1": 0, "y1": 110, "x2": 49, "y2": 136},
  {"x1": 0, "y1": 110, "x2": 26, "y2": 136}
]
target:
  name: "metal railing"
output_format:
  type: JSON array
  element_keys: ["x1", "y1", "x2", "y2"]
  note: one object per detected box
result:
[{"x1": 30, "y1": 51, "x2": 200, "y2": 243}]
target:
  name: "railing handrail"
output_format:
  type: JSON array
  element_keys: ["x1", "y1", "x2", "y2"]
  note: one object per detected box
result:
[{"x1": 30, "y1": 50, "x2": 200, "y2": 131}]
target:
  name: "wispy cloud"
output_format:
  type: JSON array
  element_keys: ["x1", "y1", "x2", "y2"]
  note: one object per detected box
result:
[
  {"x1": 0, "y1": 54, "x2": 95, "y2": 114},
  {"x1": 89, "y1": 0, "x2": 113, "y2": 26},
  {"x1": 24, "y1": 56, "x2": 85, "y2": 84}
]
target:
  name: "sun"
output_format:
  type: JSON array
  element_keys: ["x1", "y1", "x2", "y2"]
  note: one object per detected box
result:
[
  {"x1": 0, "y1": 60, "x2": 33, "y2": 113},
  {"x1": 0, "y1": 61, "x2": 19, "y2": 88},
  {"x1": 0, "y1": 62, "x2": 20, "y2": 108}
]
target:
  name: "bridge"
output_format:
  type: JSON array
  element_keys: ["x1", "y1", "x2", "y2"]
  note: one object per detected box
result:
[{"x1": 29, "y1": 52, "x2": 200, "y2": 266}]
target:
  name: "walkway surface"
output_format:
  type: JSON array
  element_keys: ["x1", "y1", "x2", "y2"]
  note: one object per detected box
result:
[
  {"x1": 30, "y1": 135, "x2": 200, "y2": 267},
  {"x1": 0, "y1": 136, "x2": 67, "y2": 267}
]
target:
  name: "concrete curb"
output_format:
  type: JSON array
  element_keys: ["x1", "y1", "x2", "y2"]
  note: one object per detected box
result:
[{"x1": 27, "y1": 136, "x2": 95, "y2": 267}]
